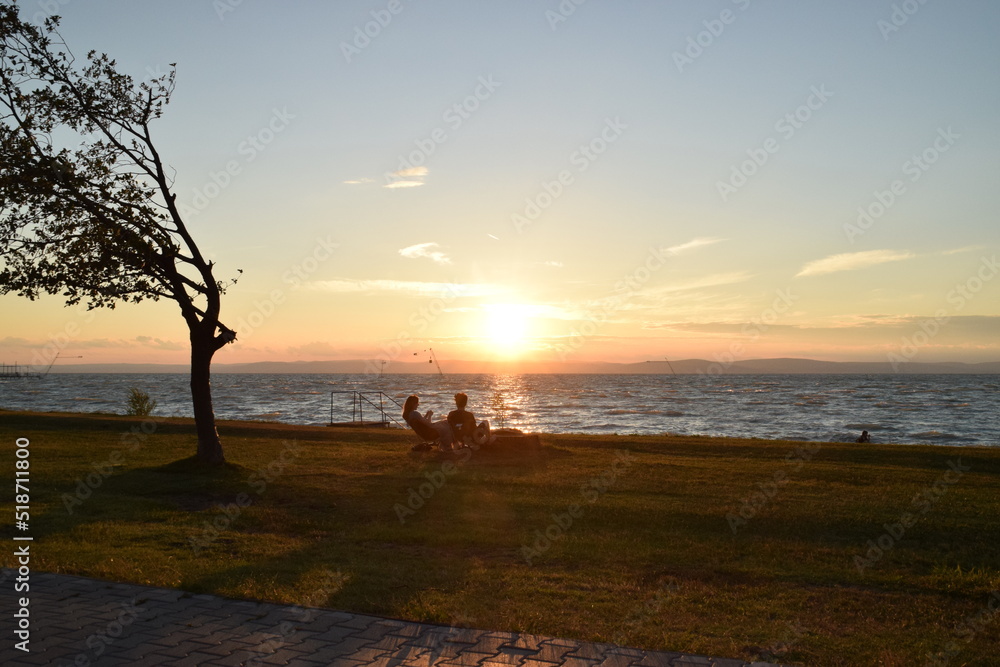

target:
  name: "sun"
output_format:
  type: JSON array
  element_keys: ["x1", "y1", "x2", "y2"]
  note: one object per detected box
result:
[{"x1": 484, "y1": 304, "x2": 532, "y2": 353}]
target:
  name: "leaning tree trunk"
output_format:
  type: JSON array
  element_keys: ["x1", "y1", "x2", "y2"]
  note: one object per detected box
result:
[{"x1": 190, "y1": 325, "x2": 225, "y2": 465}]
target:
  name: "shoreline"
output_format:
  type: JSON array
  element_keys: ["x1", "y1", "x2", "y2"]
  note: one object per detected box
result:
[{"x1": 4, "y1": 408, "x2": 997, "y2": 450}]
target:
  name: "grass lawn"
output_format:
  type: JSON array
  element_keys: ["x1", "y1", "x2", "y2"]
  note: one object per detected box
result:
[{"x1": 2, "y1": 410, "x2": 999, "y2": 665}]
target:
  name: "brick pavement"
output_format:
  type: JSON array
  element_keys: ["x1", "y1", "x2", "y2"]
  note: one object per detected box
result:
[{"x1": 0, "y1": 569, "x2": 779, "y2": 666}]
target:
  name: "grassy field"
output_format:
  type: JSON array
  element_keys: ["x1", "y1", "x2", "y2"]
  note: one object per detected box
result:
[{"x1": 2, "y1": 410, "x2": 999, "y2": 666}]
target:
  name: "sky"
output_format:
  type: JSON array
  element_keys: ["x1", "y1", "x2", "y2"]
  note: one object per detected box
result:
[{"x1": 2, "y1": 0, "x2": 999, "y2": 370}]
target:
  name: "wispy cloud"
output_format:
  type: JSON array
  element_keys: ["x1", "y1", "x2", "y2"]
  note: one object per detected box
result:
[
  {"x1": 942, "y1": 245, "x2": 982, "y2": 255},
  {"x1": 399, "y1": 242, "x2": 451, "y2": 265},
  {"x1": 134, "y1": 335, "x2": 185, "y2": 351},
  {"x1": 647, "y1": 271, "x2": 753, "y2": 294},
  {"x1": 301, "y1": 278, "x2": 498, "y2": 297},
  {"x1": 796, "y1": 249, "x2": 915, "y2": 277},
  {"x1": 384, "y1": 166, "x2": 428, "y2": 189},
  {"x1": 342, "y1": 177, "x2": 375, "y2": 185},
  {"x1": 662, "y1": 237, "x2": 726, "y2": 255}
]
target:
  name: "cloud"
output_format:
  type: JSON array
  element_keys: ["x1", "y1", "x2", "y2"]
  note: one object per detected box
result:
[
  {"x1": 342, "y1": 177, "x2": 375, "y2": 185},
  {"x1": 647, "y1": 271, "x2": 754, "y2": 294},
  {"x1": 796, "y1": 250, "x2": 916, "y2": 277},
  {"x1": 302, "y1": 279, "x2": 499, "y2": 297},
  {"x1": 399, "y1": 242, "x2": 451, "y2": 265},
  {"x1": 384, "y1": 166, "x2": 428, "y2": 189},
  {"x1": 662, "y1": 237, "x2": 726, "y2": 256},
  {"x1": 942, "y1": 245, "x2": 982, "y2": 255},
  {"x1": 134, "y1": 336, "x2": 185, "y2": 351}
]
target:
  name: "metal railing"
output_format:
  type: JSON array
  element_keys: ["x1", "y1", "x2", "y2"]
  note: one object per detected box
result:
[
  {"x1": 0, "y1": 363, "x2": 34, "y2": 378},
  {"x1": 329, "y1": 391, "x2": 405, "y2": 427}
]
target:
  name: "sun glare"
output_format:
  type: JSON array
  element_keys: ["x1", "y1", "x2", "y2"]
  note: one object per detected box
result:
[{"x1": 485, "y1": 304, "x2": 532, "y2": 353}]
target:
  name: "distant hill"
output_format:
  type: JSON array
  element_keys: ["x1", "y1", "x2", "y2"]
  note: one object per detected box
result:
[{"x1": 47, "y1": 358, "x2": 1000, "y2": 374}]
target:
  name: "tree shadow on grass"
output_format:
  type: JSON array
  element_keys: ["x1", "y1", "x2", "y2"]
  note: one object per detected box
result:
[{"x1": 29, "y1": 455, "x2": 252, "y2": 544}]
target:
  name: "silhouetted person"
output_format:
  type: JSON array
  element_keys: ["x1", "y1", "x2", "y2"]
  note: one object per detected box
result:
[
  {"x1": 402, "y1": 394, "x2": 454, "y2": 451},
  {"x1": 856, "y1": 430, "x2": 871, "y2": 443},
  {"x1": 448, "y1": 392, "x2": 490, "y2": 447}
]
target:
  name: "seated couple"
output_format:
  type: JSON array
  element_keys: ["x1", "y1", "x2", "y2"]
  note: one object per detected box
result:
[{"x1": 403, "y1": 392, "x2": 491, "y2": 452}]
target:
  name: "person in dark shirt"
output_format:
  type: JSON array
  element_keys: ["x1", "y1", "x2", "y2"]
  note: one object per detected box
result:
[{"x1": 448, "y1": 392, "x2": 490, "y2": 447}]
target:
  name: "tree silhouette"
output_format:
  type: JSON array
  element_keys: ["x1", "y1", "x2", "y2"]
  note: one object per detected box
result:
[{"x1": 0, "y1": 5, "x2": 237, "y2": 464}]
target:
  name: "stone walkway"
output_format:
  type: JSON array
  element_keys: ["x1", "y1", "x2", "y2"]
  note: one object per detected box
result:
[{"x1": 1, "y1": 569, "x2": 777, "y2": 666}]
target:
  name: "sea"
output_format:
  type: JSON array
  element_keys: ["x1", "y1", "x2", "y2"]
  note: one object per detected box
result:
[{"x1": 1, "y1": 373, "x2": 997, "y2": 447}]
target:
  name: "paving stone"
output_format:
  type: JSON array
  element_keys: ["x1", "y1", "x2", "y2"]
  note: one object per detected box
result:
[
  {"x1": 481, "y1": 649, "x2": 529, "y2": 665},
  {"x1": 0, "y1": 569, "x2": 771, "y2": 667},
  {"x1": 169, "y1": 651, "x2": 234, "y2": 667},
  {"x1": 311, "y1": 624, "x2": 364, "y2": 644},
  {"x1": 566, "y1": 643, "x2": 613, "y2": 661},
  {"x1": 669, "y1": 656, "x2": 714, "y2": 666},
  {"x1": 560, "y1": 658, "x2": 601, "y2": 667},
  {"x1": 480, "y1": 634, "x2": 530, "y2": 653},
  {"x1": 444, "y1": 628, "x2": 488, "y2": 644},
  {"x1": 628, "y1": 652, "x2": 682, "y2": 667},
  {"x1": 595, "y1": 654, "x2": 637, "y2": 667},
  {"x1": 499, "y1": 634, "x2": 549, "y2": 652},
  {"x1": 436, "y1": 651, "x2": 502, "y2": 667},
  {"x1": 532, "y1": 642, "x2": 581, "y2": 663}
]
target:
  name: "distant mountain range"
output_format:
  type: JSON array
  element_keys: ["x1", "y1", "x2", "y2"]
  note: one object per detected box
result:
[{"x1": 46, "y1": 358, "x2": 1000, "y2": 375}]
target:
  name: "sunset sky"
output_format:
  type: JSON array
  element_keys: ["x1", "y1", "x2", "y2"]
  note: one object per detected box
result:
[{"x1": 2, "y1": 0, "x2": 999, "y2": 369}]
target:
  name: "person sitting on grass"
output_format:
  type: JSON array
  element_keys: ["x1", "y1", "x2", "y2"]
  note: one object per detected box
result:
[
  {"x1": 447, "y1": 392, "x2": 491, "y2": 447},
  {"x1": 402, "y1": 394, "x2": 455, "y2": 452}
]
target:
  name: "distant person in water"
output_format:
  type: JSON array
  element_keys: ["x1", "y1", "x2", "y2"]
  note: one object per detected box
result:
[
  {"x1": 448, "y1": 392, "x2": 491, "y2": 447},
  {"x1": 856, "y1": 430, "x2": 871, "y2": 443},
  {"x1": 402, "y1": 395, "x2": 454, "y2": 451}
]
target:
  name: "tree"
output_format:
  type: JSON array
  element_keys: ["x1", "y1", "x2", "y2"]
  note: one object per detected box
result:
[{"x1": 0, "y1": 4, "x2": 237, "y2": 464}]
